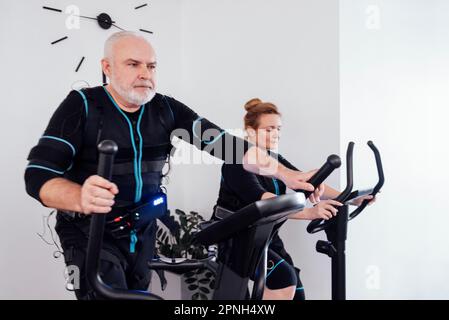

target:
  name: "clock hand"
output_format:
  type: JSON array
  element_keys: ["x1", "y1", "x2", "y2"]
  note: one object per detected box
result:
[
  {"x1": 72, "y1": 13, "x2": 125, "y2": 30},
  {"x1": 43, "y1": 7, "x2": 117, "y2": 25},
  {"x1": 76, "y1": 14, "x2": 116, "y2": 24},
  {"x1": 43, "y1": 7, "x2": 127, "y2": 31},
  {"x1": 111, "y1": 23, "x2": 125, "y2": 31}
]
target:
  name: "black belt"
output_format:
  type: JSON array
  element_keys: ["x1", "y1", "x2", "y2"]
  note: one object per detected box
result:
[
  {"x1": 58, "y1": 210, "x2": 89, "y2": 221},
  {"x1": 79, "y1": 159, "x2": 166, "y2": 175}
]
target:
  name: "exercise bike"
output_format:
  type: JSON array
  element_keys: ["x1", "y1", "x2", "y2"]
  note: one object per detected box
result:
[
  {"x1": 306, "y1": 141, "x2": 385, "y2": 300},
  {"x1": 85, "y1": 140, "x2": 341, "y2": 300}
]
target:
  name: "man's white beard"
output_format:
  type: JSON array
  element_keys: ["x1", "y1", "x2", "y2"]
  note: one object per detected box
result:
[{"x1": 110, "y1": 77, "x2": 156, "y2": 106}]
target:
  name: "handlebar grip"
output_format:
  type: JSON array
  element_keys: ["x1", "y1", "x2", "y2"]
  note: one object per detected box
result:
[
  {"x1": 97, "y1": 140, "x2": 118, "y2": 180},
  {"x1": 296, "y1": 155, "x2": 341, "y2": 197}
]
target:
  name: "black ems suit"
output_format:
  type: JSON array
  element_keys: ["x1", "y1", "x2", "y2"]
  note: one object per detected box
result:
[
  {"x1": 25, "y1": 86, "x2": 250, "y2": 299},
  {"x1": 214, "y1": 154, "x2": 306, "y2": 300}
]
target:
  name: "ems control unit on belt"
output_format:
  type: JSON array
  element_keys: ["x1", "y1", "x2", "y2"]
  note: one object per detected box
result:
[{"x1": 107, "y1": 192, "x2": 168, "y2": 239}]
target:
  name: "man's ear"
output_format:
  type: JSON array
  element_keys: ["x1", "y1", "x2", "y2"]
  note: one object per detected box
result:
[{"x1": 101, "y1": 58, "x2": 112, "y2": 77}]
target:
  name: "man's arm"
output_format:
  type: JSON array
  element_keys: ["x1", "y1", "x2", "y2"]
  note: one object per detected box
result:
[
  {"x1": 274, "y1": 153, "x2": 375, "y2": 205},
  {"x1": 39, "y1": 178, "x2": 83, "y2": 212},
  {"x1": 39, "y1": 176, "x2": 118, "y2": 214},
  {"x1": 276, "y1": 152, "x2": 340, "y2": 201},
  {"x1": 242, "y1": 146, "x2": 315, "y2": 191},
  {"x1": 24, "y1": 90, "x2": 117, "y2": 214},
  {"x1": 25, "y1": 90, "x2": 85, "y2": 204},
  {"x1": 167, "y1": 97, "x2": 315, "y2": 192},
  {"x1": 25, "y1": 91, "x2": 118, "y2": 214}
]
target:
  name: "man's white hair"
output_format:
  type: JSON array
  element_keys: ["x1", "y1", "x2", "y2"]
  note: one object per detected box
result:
[{"x1": 103, "y1": 31, "x2": 151, "y2": 60}]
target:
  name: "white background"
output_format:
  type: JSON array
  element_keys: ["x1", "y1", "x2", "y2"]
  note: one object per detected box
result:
[{"x1": 340, "y1": 0, "x2": 449, "y2": 299}]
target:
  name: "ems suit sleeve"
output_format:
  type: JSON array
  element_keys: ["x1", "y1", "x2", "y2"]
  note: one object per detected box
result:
[
  {"x1": 24, "y1": 90, "x2": 86, "y2": 205},
  {"x1": 166, "y1": 97, "x2": 252, "y2": 164},
  {"x1": 222, "y1": 164, "x2": 267, "y2": 204},
  {"x1": 277, "y1": 154, "x2": 301, "y2": 172}
]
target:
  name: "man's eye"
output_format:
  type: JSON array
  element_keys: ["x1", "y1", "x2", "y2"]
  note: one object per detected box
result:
[{"x1": 129, "y1": 63, "x2": 137, "y2": 67}]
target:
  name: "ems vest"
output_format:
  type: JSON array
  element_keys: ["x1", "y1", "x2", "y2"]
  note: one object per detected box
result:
[
  {"x1": 65, "y1": 86, "x2": 175, "y2": 208},
  {"x1": 216, "y1": 172, "x2": 285, "y2": 213}
]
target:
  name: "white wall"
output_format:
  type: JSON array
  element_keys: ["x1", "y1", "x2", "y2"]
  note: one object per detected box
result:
[
  {"x1": 0, "y1": 0, "x2": 339, "y2": 299},
  {"x1": 340, "y1": 0, "x2": 449, "y2": 299}
]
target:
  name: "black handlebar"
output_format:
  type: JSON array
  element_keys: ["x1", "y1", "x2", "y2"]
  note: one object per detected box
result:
[
  {"x1": 297, "y1": 154, "x2": 342, "y2": 198},
  {"x1": 334, "y1": 142, "x2": 355, "y2": 203},
  {"x1": 348, "y1": 141, "x2": 384, "y2": 220},
  {"x1": 306, "y1": 141, "x2": 384, "y2": 234},
  {"x1": 85, "y1": 140, "x2": 162, "y2": 300},
  {"x1": 306, "y1": 142, "x2": 354, "y2": 234}
]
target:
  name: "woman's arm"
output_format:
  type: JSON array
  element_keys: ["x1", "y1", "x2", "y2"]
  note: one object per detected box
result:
[
  {"x1": 322, "y1": 184, "x2": 341, "y2": 200},
  {"x1": 261, "y1": 192, "x2": 342, "y2": 221}
]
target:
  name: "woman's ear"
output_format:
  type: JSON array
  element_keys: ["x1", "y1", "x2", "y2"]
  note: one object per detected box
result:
[{"x1": 246, "y1": 127, "x2": 256, "y2": 138}]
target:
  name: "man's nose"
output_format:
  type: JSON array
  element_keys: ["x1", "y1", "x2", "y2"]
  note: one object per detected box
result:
[{"x1": 138, "y1": 65, "x2": 151, "y2": 80}]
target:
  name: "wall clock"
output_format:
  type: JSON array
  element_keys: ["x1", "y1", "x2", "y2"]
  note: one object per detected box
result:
[{"x1": 42, "y1": 3, "x2": 153, "y2": 83}]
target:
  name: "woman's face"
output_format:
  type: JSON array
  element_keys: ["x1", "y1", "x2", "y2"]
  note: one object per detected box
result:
[{"x1": 247, "y1": 114, "x2": 282, "y2": 150}]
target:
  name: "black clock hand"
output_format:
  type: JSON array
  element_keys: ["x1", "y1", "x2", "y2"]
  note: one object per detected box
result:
[
  {"x1": 75, "y1": 14, "x2": 126, "y2": 30},
  {"x1": 111, "y1": 23, "x2": 125, "y2": 31},
  {"x1": 76, "y1": 14, "x2": 116, "y2": 24},
  {"x1": 43, "y1": 7, "x2": 123, "y2": 30},
  {"x1": 73, "y1": 14, "x2": 125, "y2": 30}
]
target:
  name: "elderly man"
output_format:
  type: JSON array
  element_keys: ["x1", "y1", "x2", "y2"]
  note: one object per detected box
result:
[{"x1": 24, "y1": 31, "x2": 318, "y2": 299}]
